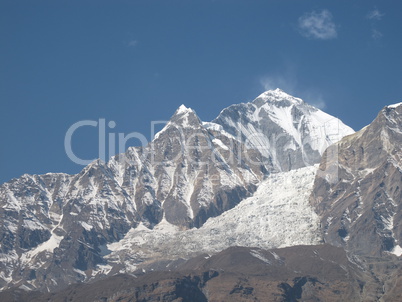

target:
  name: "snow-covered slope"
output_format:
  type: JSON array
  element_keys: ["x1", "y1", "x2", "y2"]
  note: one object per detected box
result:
[
  {"x1": 211, "y1": 89, "x2": 354, "y2": 171},
  {"x1": 104, "y1": 166, "x2": 321, "y2": 274}
]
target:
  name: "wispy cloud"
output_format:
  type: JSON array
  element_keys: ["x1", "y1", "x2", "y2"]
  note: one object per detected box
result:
[
  {"x1": 366, "y1": 8, "x2": 384, "y2": 40},
  {"x1": 259, "y1": 75, "x2": 297, "y2": 95},
  {"x1": 371, "y1": 29, "x2": 383, "y2": 40},
  {"x1": 367, "y1": 9, "x2": 385, "y2": 21},
  {"x1": 298, "y1": 9, "x2": 337, "y2": 40},
  {"x1": 128, "y1": 40, "x2": 139, "y2": 47},
  {"x1": 300, "y1": 89, "x2": 326, "y2": 109}
]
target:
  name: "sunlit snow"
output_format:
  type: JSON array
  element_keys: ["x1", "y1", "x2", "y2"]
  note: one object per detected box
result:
[{"x1": 105, "y1": 165, "x2": 321, "y2": 271}]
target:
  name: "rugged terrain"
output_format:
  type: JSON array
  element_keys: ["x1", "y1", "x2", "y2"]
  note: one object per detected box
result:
[
  {"x1": 4, "y1": 90, "x2": 402, "y2": 301},
  {"x1": 0, "y1": 89, "x2": 354, "y2": 293}
]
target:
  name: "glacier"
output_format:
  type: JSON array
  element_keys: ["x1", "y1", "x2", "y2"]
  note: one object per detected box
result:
[{"x1": 104, "y1": 165, "x2": 322, "y2": 273}]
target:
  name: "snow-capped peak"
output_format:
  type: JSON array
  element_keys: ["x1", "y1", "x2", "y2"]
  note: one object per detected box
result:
[
  {"x1": 175, "y1": 104, "x2": 193, "y2": 115},
  {"x1": 171, "y1": 104, "x2": 201, "y2": 126},
  {"x1": 387, "y1": 102, "x2": 402, "y2": 109},
  {"x1": 211, "y1": 89, "x2": 354, "y2": 171},
  {"x1": 255, "y1": 89, "x2": 304, "y2": 106},
  {"x1": 153, "y1": 105, "x2": 202, "y2": 140}
]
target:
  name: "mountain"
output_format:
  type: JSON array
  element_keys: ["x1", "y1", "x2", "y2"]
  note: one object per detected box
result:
[
  {"x1": 0, "y1": 90, "x2": 354, "y2": 292},
  {"x1": 310, "y1": 102, "x2": 402, "y2": 257}
]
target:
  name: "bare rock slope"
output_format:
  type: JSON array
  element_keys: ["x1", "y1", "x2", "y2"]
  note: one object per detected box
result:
[{"x1": 311, "y1": 103, "x2": 402, "y2": 257}]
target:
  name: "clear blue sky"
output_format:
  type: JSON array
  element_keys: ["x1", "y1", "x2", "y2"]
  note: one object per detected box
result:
[{"x1": 1, "y1": 0, "x2": 401, "y2": 183}]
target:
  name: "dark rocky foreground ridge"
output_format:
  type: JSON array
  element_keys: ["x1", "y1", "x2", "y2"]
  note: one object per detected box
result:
[{"x1": 4, "y1": 244, "x2": 402, "y2": 302}]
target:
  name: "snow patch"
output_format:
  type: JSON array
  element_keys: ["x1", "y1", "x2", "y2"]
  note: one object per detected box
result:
[
  {"x1": 250, "y1": 249, "x2": 271, "y2": 264},
  {"x1": 387, "y1": 102, "x2": 402, "y2": 109},
  {"x1": 80, "y1": 221, "x2": 93, "y2": 231},
  {"x1": 212, "y1": 138, "x2": 229, "y2": 150},
  {"x1": 22, "y1": 232, "x2": 64, "y2": 263},
  {"x1": 270, "y1": 251, "x2": 281, "y2": 261},
  {"x1": 391, "y1": 245, "x2": 402, "y2": 257},
  {"x1": 93, "y1": 264, "x2": 113, "y2": 276}
]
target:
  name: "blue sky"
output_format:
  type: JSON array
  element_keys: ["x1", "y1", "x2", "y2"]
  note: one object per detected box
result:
[{"x1": 1, "y1": 0, "x2": 401, "y2": 183}]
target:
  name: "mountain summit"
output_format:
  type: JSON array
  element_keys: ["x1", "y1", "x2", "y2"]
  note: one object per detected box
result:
[
  {"x1": 169, "y1": 104, "x2": 202, "y2": 127},
  {"x1": 212, "y1": 89, "x2": 354, "y2": 171},
  {"x1": 255, "y1": 88, "x2": 304, "y2": 106}
]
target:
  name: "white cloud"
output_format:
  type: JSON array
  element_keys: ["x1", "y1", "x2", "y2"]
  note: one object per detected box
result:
[
  {"x1": 128, "y1": 40, "x2": 139, "y2": 47},
  {"x1": 298, "y1": 9, "x2": 337, "y2": 40},
  {"x1": 367, "y1": 9, "x2": 384, "y2": 21}
]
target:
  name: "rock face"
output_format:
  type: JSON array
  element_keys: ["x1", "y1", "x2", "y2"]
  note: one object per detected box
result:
[
  {"x1": 0, "y1": 90, "x2": 354, "y2": 292},
  {"x1": 114, "y1": 104, "x2": 264, "y2": 229},
  {"x1": 0, "y1": 244, "x2": 380, "y2": 302},
  {"x1": 0, "y1": 164, "x2": 141, "y2": 291},
  {"x1": 310, "y1": 103, "x2": 402, "y2": 257}
]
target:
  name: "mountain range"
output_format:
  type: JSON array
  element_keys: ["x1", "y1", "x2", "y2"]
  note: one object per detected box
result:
[{"x1": 1, "y1": 89, "x2": 401, "y2": 301}]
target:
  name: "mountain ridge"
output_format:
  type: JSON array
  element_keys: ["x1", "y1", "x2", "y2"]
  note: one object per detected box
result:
[{"x1": 310, "y1": 103, "x2": 402, "y2": 258}]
